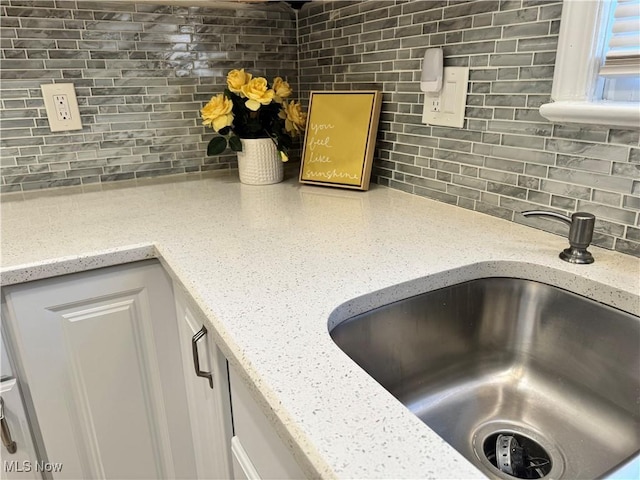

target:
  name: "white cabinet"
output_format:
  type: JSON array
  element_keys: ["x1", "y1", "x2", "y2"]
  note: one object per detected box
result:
[
  {"x1": 228, "y1": 367, "x2": 305, "y2": 480},
  {"x1": 1, "y1": 261, "x2": 200, "y2": 479},
  {"x1": 2, "y1": 259, "x2": 304, "y2": 480},
  {"x1": 173, "y1": 285, "x2": 233, "y2": 479}
]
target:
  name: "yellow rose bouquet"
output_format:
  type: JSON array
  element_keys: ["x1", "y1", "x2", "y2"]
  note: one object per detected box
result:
[{"x1": 201, "y1": 69, "x2": 307, "y2": 162}]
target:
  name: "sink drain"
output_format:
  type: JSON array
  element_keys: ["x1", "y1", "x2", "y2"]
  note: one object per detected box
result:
[
  {"x1": 483, "y1": 432, "x2": 552, "y2": 479},
  {"x1": 472, "y1": 422, "x2": 564, "y2": 479}
]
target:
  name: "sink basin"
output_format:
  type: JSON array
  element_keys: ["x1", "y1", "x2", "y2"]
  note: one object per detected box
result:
[{"x1": 330, "y1": 277, "x2": 640, "y2": 479}]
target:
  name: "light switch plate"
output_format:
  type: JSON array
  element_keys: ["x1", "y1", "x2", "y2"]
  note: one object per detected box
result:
[
  {"x1": 41, "y1": 83, "x2": 83, "y2": 132},
  {"x1": 422, "y1": 67, "x2": 470, "y2": 128}
]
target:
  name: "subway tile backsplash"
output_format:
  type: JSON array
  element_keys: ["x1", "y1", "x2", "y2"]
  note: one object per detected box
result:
[
  {"x1": 1, "y1": 0, "x2": 639, "y2": 257},
  {"x1": 0, "y1": 0, "x2": 297, "y2": 191},
  {"x1": 298, "y1": 0, "x2": 640, "y2": 257}
]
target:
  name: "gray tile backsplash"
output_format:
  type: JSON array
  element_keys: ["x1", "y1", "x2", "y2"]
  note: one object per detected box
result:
[
  {"x1": 1, "y1": 0, "x2": 639, "y2": 257},
  {"x1": 0, "y1": 0, "x2": 297, "y2": 191},
  {"x1": 298, "y1": 0, "x2": 640, "y2": 257}
]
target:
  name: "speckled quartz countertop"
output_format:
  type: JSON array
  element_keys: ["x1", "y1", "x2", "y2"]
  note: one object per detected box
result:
[{"x1": 2, "y1": 171, "x2": 639, "y2": 479}]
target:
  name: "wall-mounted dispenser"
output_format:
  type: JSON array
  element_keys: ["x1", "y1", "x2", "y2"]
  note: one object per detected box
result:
[
  {"x1": 420, "y1": 48, "x2": 469, "y2": 129},
  {"x1": 420, "y1": 48, "x2": 443, "y2": 93}
]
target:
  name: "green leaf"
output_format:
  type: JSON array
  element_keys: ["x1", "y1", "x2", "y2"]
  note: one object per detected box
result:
[
  {"x1": 207, "y1": 136, "x2": 227, "y2": 156},
  {"x1": 218, "y1": 126, "x2": 231, "y2": 136},
  {"x1": 229, "y1": 135, "x2": 243, "y2": 152}
]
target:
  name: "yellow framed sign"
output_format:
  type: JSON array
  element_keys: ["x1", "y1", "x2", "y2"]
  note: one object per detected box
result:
[{"x1": 299, "y1": 91, "x2": 382, "y2": 191}]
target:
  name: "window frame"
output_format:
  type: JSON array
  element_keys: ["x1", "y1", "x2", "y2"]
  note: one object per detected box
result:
[{"x1": 539, "y1": 0, "x2": 640, "y2": 129}]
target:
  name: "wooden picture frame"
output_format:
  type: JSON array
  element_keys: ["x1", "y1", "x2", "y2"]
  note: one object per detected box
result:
[{"x1": 299, "y1": 91, "x2": 382, "y2": 191}]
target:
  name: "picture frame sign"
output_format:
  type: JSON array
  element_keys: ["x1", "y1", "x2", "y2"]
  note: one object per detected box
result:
[{"x1": 299, "y1": 91, "x2": 382, "y2": 191}]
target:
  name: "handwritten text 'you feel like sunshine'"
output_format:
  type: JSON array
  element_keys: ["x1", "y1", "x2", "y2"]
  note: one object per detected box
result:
[{"x1": 306, "y1": 122, "x2": 335, "y2": 163}]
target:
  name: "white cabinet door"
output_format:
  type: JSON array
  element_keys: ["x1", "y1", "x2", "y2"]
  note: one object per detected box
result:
[
  {"x1": 2, "y1": 261, "x2": 197, "y2": 480},
  {"x1": 174, "y1": 286, "x2": 233, "y2": 480}
]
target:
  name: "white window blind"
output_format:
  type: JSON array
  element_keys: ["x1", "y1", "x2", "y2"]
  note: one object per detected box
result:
[{"x1": 600, "y1": 0, "x2": 640, "y2": 76}]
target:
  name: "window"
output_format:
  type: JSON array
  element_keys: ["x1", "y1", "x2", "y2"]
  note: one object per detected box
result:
[
  {"x1": 602, "y1": 0, "x2": 640, "y2": 102},
  {"x1": 539, "y1": 0, "x2": 640, "y2": 128}
]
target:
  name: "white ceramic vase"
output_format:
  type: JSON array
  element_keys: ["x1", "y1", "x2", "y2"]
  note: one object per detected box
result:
[{"x1": 236, "y1": 138, "x2": 283, "y2": 185}]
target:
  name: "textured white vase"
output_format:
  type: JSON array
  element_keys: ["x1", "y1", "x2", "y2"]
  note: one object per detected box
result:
[{"x1": 236, "y1": 138, "x2": 283, "y2": 185}]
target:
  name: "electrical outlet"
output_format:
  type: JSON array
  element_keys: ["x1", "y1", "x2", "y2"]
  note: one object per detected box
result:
[
  {"x1": 41, "y1": 83, "x2": 82, "y2": 132},
  {"x1": 53, "y1": 94, "x2": 71, "y2": 120},
  {"x1": 422, "y1": 67, "x2": 470, "y2": 128}
]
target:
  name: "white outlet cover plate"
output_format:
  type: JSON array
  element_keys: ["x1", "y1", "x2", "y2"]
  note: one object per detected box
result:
[
  {"x1": 422, "y1": 66, "x2": 470, "y2": 128},
  {"x1": 41, "y1": 83, "x2": 83, "y2": 132}
]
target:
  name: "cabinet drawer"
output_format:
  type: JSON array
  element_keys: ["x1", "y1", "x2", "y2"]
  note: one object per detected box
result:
[
  {"x1": 229, "y1": 368, "x2": 305, "y2": 480},
  {"x1": 230, "y1": 436, "x2": 259, "y2": 480}
]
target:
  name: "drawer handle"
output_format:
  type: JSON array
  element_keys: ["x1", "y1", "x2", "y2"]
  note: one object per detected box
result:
[
  {"x1": 192, "y1": 326, "x2": 214, "y2": 389},
  {"x1": 0, "y1": 397, "x2": 17, "y2": 454}
]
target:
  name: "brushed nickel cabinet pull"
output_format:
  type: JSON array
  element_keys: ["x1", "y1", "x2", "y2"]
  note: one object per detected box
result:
[
  {"x1": 192, "y1": 326, "x2": 214, "y2": 389},
  {"x1": 0, "y1": 397, "x2": 17, "y2": 454}
]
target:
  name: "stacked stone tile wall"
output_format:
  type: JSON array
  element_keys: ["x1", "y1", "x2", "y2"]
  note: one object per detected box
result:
[
  {"x1": 298, "y1": 0, "x2": 640, "y2": 256},
  {"x1": 0, "y1": 0, "x2": 297, "y2": 191}
]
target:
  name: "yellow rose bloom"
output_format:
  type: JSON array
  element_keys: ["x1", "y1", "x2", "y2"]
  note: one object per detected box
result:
[
  {"x1": 227, "y1": 68, "x2": 252, "y2": 95},
  {"x1": 279, "y1": 100, "x2": 306, "y2": 137},
  {"x1": 241, "y1": 77, "x2": 275, "y2": 111},
  {"x1": 200, "y1": 94, "x2": 234, "y2": 132},
  {"x1": 272, "y1": 77, "x2": 292, "y2": 103}
]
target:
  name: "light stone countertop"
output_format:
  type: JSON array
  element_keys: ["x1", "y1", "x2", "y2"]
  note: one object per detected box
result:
[{"x1": 2, "y1": 171, "x2": 639, "y2": 479}]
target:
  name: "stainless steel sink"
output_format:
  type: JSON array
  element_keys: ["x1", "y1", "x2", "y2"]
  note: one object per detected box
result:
[{"x1": 330, "y1": 277, "x2": 640, "y2": 479}]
